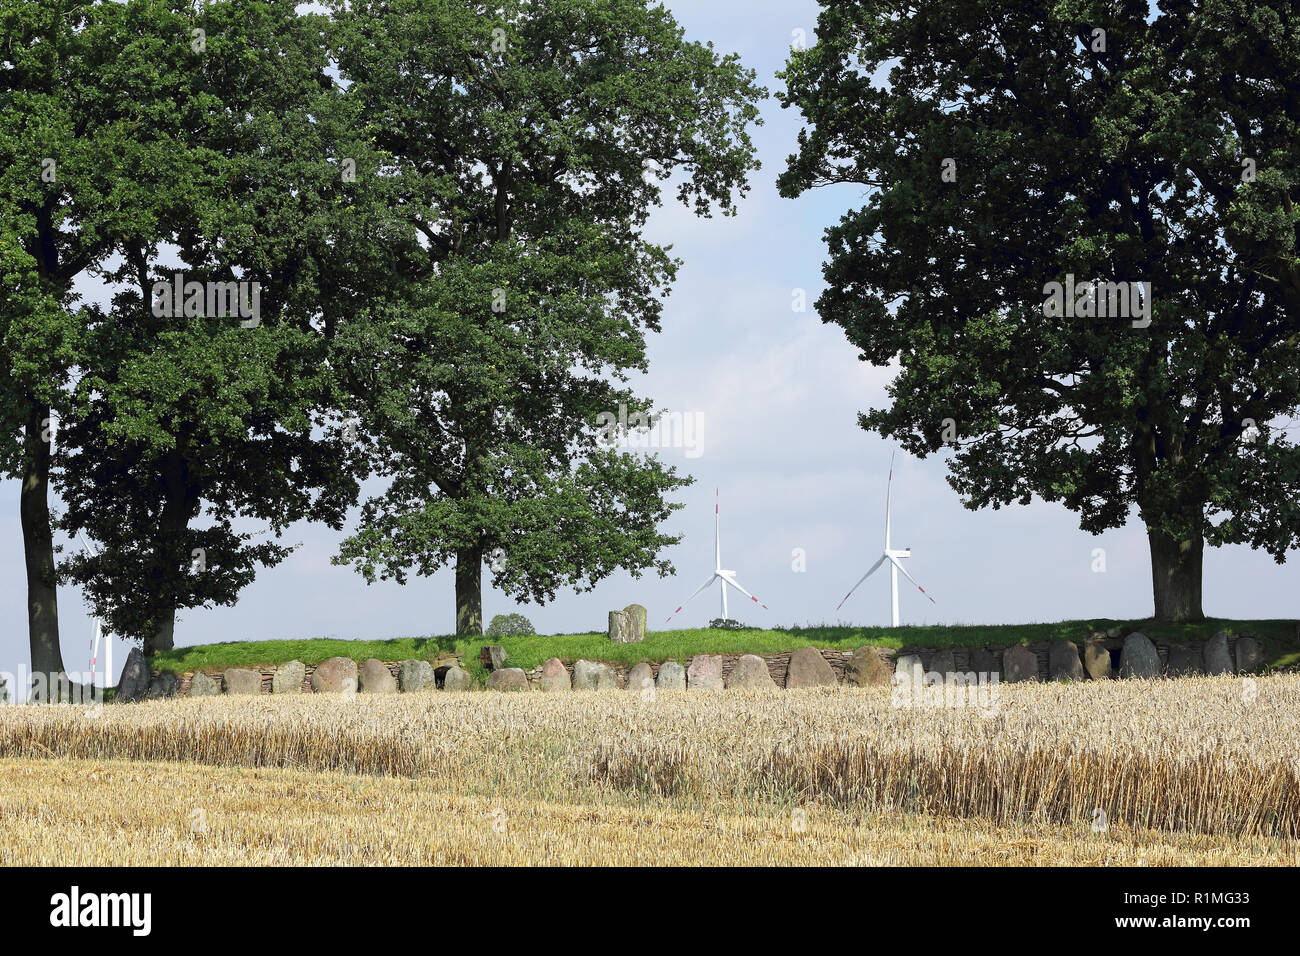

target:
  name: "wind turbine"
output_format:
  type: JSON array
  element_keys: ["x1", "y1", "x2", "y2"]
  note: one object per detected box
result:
[
  {"x1": 836, "y1": 451, "x2": 935, "y2": 626},
  {"x1": 77, "y1": 531, "x2": 113, "y2": 691},
  {"x1": 665, "y1": 488, "x2": 768, "y2": 624}
]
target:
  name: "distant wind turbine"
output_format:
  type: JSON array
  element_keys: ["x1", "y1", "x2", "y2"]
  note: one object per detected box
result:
[
  {"x1": 836, "y1": 451, "x2": 935, "y2": 626},
  {"x1": 666, "y1": 488, "x2": 768, "y2": 624},
  {"x1": 78, "y1": 531, "x2": 113, "y2": 689}
]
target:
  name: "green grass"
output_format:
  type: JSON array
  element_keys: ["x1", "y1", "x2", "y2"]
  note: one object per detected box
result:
[{"x1": 150, "y1": 618, "x2": 1300, "y2": 681}]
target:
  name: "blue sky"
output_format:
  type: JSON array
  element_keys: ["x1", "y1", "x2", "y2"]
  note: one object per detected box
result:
[{"x1": 2, "y1": 0, "x2": 1295, "y2": 684}]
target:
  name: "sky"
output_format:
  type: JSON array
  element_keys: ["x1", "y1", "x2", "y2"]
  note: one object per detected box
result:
[{"x1": 2, "y1": 0, "x2": 1295, "y2": 687}]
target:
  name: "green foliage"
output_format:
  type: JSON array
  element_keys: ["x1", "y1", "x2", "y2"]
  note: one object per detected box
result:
[
  {"x1": 486, "y1": 612, "x2": 535, "y2": 637},
  {"x1": 708, "y1": 618, "x2": 745, "y2": 630}
]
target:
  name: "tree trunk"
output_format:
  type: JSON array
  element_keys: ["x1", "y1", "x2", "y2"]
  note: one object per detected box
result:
[
  {"x1": 455, "y1": 543, "x2": 483, "y2": 636},
  {"x1": 142, "y1": 450, "x2": 190, "y2": 657},
  {"x1": 1148, "y1": 527, "x2": 1205, "y2": 623},
  {"x1": 21, "y1": 401, "x2": 66, "y2": 699}
]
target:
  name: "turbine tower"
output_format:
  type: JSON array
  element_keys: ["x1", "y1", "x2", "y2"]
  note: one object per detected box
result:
[
  {"x1": 836, "y1": 451, "x2": 935, "y2": 626},
  {"x1": 78, "y1": 532, "x2": 113, "y2": 691},
  {"x1": 666, "y1": 488, "x2": 768, "y2": 624}
]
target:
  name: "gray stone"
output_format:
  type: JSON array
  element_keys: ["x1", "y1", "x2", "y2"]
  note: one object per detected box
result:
[
  {"x1": 484, "y1": 645, "x2": 508, "y2": 670},
  {"x1": 487, "y1": 667, "x2": 528, "y2": 692},
  {"x1": 398, "y1": 659, "x2": 435, "y2": 693},
  {"x1": 970, "y1": 648, "x2": 998, "y2": 677},
  {"x1": 188, "y1": 672, "x2": 220, "y2": 697},
  {"x1": 726, "y1": 654, "x2": 776, "y2": 690},
  {"x1": 656, "y1": 661, "x2": 686, "y2": 691},
  {"x1": 115, "y1": 648, "x2": 150, "y2": 703},
  {"x1": 607, "y1": 610, "x2": 633, "y2": 644},
  {"x1": 145, "y1": 672, "x2": 181, "y2": 700},
  {"x1": 1083, "y1": 641, "x2": 1113, "y2": 680},
  {"x1": 894, "y1": 653, "x2": 924, "y2": 685},
  {"x1": 272, "y1": 660, "x2": 306, "y2": 694},
  {"x1": 928, "y1": 649, "x2": 957, "y2": 678},
  {"x1": 1203, "y1": 632, "x2": 1234, "y2": 675},
  {"x1": 1235, "y1": 637, "x2": 1261, "y2": 674},
  {"x1": 358, "y1": 658, "x2": 397, "y2": 694},
  {"x1": 1002, "y1": 645, "x2": 1038, "y2": 683},
  {"x1": 1166, "y1": 644, "x2": 1201, "y2": 677},
  {"x1": 785, "y1": 646, "x2": 837, "y2": 688},
  {"x1": 572, "y1": 659, "x2": 618, "y2": 691},
  {"x1": 626, "y1": 661, "x2": 655, "y2": 694},
  {"x1": 686, "y1": 654, "x2": 723, "y2": 691},
  {"x1": 223, "y1": 668, "x2": 263, "y2": 695},
  {"x1": 1048, "y1": 641, "x2": 1084, "y2": 682},
  {"x1": 623, "y1": 604, "x2": 648, "y2": 643},
  {"x1": 1119, "y1": 633, "x2": 1160, "y2": 679},
  {"x1": 539, "y1": 658, "x2": 571, "y2": 692},
  {"x1": 311, "y1": 656, "x2": 358, "y2": 694},
  {"x1": 845, "y1": 647, "x2": 892, "y2": 687},
  {"x1": 442, "y1": 666, "x2": 471, "y2": 691}
]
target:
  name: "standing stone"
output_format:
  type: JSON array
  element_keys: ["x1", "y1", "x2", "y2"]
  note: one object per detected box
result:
[
  {"x1": 1048, "y1": 641, "x2": 1084, "y2": 681},
  {"x1": 223, "y1": 668, "x2": 263, "y2": 695},
  {"x1": 1203, "y1": 632, "x2": 1234, "y2": 675},
  {"x1": 726, "y1": 654, "x2": 776, "y2": 690},
  {"x1": 358, "y1": 658, "x2": 397, "y2": 694},
  {"x1": 145, "y1": 672, "x2": 181, "y2": 700},
  {"x1": 115, "y1": 648, "x2": 150, "y2": 703},
  {"x1": 311, "y1": 656, "x2": 359, "y2": 694},
  {"x1": 785, "y1": 646, "x2": 837, "y2": 688},
  {"x1": 442, "y1": 666, "x2": 471, "y2": 691},
  {"x1": 487, "y1": 667, "x2": 528, "y2": 691},
  {"x1": 1118, "y1": 633, "x2": 1160, "y2": 679},
  {"x1": 272, "y1": 660, "x2": 306, "y2": 694},
  {"x1": 686, "y1": 654, "x2": 723, "y2": 691},
  {"x1": 1083, "y1": 641, "x2": 1112, "y2": 680},
  {"x1": 928, "y1": 649, "x2": 957, "y2": 678},
  {"x1": 539, "y1": 658, "x2": 571, "y2": 692},
  {"x1": 607, "y1": 610, "x2": 633, "y2": 644},
  {"x1": 894, "y1": 653, "x2": 924, "y2": 685},
  {"x1": 1001, "y1": 645, "x2": 1038, "y2": 683},
  {"x1": 188, "y1": 672, "x2": 219, "y2": 697},
  {"x1": 656, "y1": 661, "x2": 686, "y2": 691},
  {"x1": 623, "y1": 604, "x2": 648, "y2": 643},
  {"x1": 572, "y1": 659, "x2": 617, "y2": 691},
  {"x1": 398, "y1": 659, "x2": 435, "y2": 693},
  {"x1": 626, "y1": 661, "x2": 655, "y2": 693},
  {"x1": 845, "y1": 647, "x2": 891, "y2": 687},
  {"x1": 970, "y1": 648, "x2": 998, "y2": 677},
  {"x1": 484, "y1": 645, "x2": 508, "y2": 670},
  {"x1": 1235, "y1": 637, "x2": 1261, "y2": 674},
  {"x1": 1165, "y1": 644, "x2": 1201, "y2": 678}
]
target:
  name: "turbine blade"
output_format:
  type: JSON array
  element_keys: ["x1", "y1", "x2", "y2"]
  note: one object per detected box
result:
[
  {"x1": 835, "y1": 554, "x2": 888, "y2": 611},
  {"x1": 665, "y1": 574, "x2": 720, "y2": 623},
  {"x1": 884, "y1": 449, "x2": 896, "y2": 551},
  {"x1": 719, "y1": 572, "x2": 768, "y2": 610},
  {"x1": 888, "y1": 555, "x2": 935, "y2": 604},
  {"x1": 714, "y1": 488, "x2": 721, "y2": 570}
]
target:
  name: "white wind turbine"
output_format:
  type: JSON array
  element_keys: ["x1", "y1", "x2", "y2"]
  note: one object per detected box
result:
[
  {"x1": 78, "y1": 531, "x2": 113, "y2": 690},
  {"x1": 665, "y1": 488, "x2": 768, "y2": 624},
  {"x1": 836, "y1": 451, "x2": 935, "y2": 626}
]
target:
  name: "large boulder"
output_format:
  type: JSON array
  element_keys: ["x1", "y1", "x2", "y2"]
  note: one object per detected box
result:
[
  {"x1": 1001, "y1": 645, "x2": 1038, "y2": 683},
  {"x1": 1165, "y1": 644, "x2": 1201, "y2": 678},
  {"x1": 726, "y1": 654, "x2": 776, "y2": 690},
  {"x1": 656, "y1": 661, "x2": 686, "y2": 691},
  {"x1": 970, "y1": 648, "x2": 998, "y2": 677},
  {"x1": 1235, "y1": 637, "x2": 1261, "y2": 674},
  {"x1": 1203, "y1": 632, "x2": 1234, "y2": 675},
  {"x1": 539, "y1": 658, "x2": 571, "y2": 692},
  {"x1": 785, "y1": 646, "x2": 837, "y2": 688},
  {"x1": 607, "y1": 610, "x2": 632, "y2": 644},
  {"x1": 844, "y1": 647, "x2": 891, "y2": 687},
  {"x1": 145, "y1": 672, "x2": 181, "y2": 700},
  {"x1": 358, "y1": 658, "x2": 397, "y2": 694},
  {"x1": 1048, "y1": 641, "x2": 1084, "y2": 682},
  {"x1": 626, "y1": 661, "x2": 655, "y2": 694},
  {"x1": 487, "y1": 667, "x2": 528, "y2": 692},
  {"x1": 442, "y1": 666, "x2": 471, "y2": 692},
  {"x1": 115, "y1": 648, "x2": 151, "y2": 703},
  {"x1": 686, "y1": 655, "x2": 723, "y2": 691},
  {"x1": 1083, "y1": 641, "x2": 1112, "y2": 680},
  {"x1": 623, "y1": 604, "x2": 648, "y2": 643},
  {"x1": 483, "y1": 645, "x2": 508, "y2": 670},
  {"x1": 894, "y1": 653, "x2": 924, "y2": 686},
  {"x1": 572, "y1": 659, "x2": 617, "y2": 691},
  {"x1": 188, "y1": 672, "x2": 220, "y2": 697},
  {"x1": 1118, "y1": 633, "x2": 1160, "y2": 679},
  {"x1": 311, "y1": 657, "x2": 358, "y2": 694},
  {"x1": 223, "y1": 668, "x2": 263, "y2": 695},
  {"x1": 272, "y1": 660, "x2": 306, "y2": 694},
  {"x1": 398, "y1": 659, "x2": 435, "y2": 693},
  {"x1": 928, "y1": 649, "x2": 957, "y2": 679}
]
